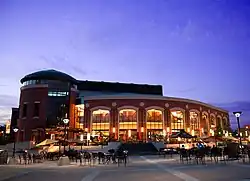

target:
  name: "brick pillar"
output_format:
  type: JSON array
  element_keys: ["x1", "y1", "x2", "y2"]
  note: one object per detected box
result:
[
  {"x1": 110, "y1": 108, "x2": 118, "y2": 140},
  {"x1": 138, "y1": 108, "x2": 146, "y2": 141},
  {"x1": 208, "y1": 114, "x2": 211, "y2": 136},
  {"x1": 164, "y1": 109, "x2": 169, "y2": 131},
  {"x1": 185, "y1": 110, "x2": 190, "y2": 132},
  {"x1": 84, "y1": 108, "x2": 91, "y2": 132}
]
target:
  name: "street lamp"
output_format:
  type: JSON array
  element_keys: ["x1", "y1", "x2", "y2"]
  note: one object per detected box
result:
[
  {"x1": 233, "y1": 111, "x2": 244, "y2": 160},
  {"x1": 12, "y1": 127, "x2": 19, "y2": 158},
  {"x1": 63, "y1": 118, "x2": 69, "y2": 154}
]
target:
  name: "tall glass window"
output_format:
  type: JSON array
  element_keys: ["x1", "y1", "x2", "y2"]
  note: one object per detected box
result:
[
  {"x1": 146, "y1": 109, "x2": 163, "y2": 141},
  {"x1": 171, "y1": 110, "x2": 184, "y2": 132},
  {"x1": 119, "y1": 109, "x2": 137, "y2": 141},
  {"x1": 190, "y1": 111, "x2": 200, "y2": 135},
  {"x1": 202, "y1": 113, "x2": 209, "y2": 135},
  {"x1": 210, "y1": 114, "x2": 216, "y2": 128},
  {"x1": 75, "y1": 104, "x2": 84, "y2": 129},
  {"x1": 92, "y1": 109, "x2": 110, "y2": 136}
]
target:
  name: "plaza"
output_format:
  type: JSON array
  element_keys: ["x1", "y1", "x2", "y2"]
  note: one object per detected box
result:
[{"x1": 1, "y1": 155, "x2": 250, "y2": 181}]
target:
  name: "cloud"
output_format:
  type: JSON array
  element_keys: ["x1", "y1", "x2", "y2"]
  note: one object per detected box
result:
[
  {"x1": 39, "y1": 55, "x2": 88, "y2": 76},
  {"x1": 0, "y1": 94, "x2": 18, "y2": 124}
]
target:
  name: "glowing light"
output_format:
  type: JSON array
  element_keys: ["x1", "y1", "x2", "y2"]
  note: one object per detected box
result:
[
  {"x1": 141, "y1": 127, "x2": 144, "y2": 133},
  {"x1": 112, "y1": 127, "x2": 116, "y2": 133},
  {"x1": 87, "y1": 133, "x2": 91, "y2": 141},
  {"x1": 191, "y1": 130, "x2": 195, "y2": 136},
  {"x1": 233, "y1": 112, "x2": 242, "y2": 118},
  {"x1": 128, "y1": 130, "x2": 131, "y2": 137},
  {"x1": 163, "y1": 130, "x2": 166, "y2": 137},
  {"x1": 63, "y1": 118, "x2": 69, "y2": 124},
  {"x1": 80, "y1": 134, "x2": 84, "y2": 141}
]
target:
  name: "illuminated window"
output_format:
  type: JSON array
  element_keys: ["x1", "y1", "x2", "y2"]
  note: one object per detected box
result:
[
  {"x1": 119, "y1": 109, "x2": 137, "y2": 130},
  {"x1": 190, "y1": 111, "x2": 200, "y2": 135},
  {"x1": 202, "y1": 113, "x2": 209, "y2": 134},
  {"x1": 217, "y1": 117, "x2": 223, "y2": 129},
  {"x1": 146, "y1": 109, "x2": 163, "y2": 130},
  {"x1": 75, "y1": 104, "x2": 84, "y2": 129},
  {"x1": 171, "y1": 110, "x2": 184, "y2": 132},
  {"x1": 210, "y1": 115, "x2": 216, "y2": 127},
  {"x1": 92, "y1": 109, "x2": 110, "y2": 136},
  {"x1": 48, "y1": 91, "x2": 69, "y2": 97}
]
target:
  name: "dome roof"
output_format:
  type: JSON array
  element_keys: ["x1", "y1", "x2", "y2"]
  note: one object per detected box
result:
[{"x1": 20, "y1": 69, "x2": 77, "y2": 84}]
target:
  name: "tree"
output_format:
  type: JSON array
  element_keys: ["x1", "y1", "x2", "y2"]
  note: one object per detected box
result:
[{"x1": 215, "y1": 126, "x2": 223, "y2": 137}]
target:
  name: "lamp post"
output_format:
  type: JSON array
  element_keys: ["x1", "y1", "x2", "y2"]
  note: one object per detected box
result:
[
  {"x1": 233, "y1": 111, "x2": 244, "y2": 161},
  {"x1": 63, "y1": 118, "x2": 69, "y2": 154},
  {"x1": 12, "y1": 127, "x2": 19, "y2": 158}
]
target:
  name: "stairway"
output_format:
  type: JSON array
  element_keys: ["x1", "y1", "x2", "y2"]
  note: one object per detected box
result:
[{"x1": 117, "y1": 142, "x2": 159, "y2": 155}]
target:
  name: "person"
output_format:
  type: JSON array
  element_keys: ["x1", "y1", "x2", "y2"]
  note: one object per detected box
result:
[{"x1": 211, "y1": 145, "x2": 218, "y2": 163}]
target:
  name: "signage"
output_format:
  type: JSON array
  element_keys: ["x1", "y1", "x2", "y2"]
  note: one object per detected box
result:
[{"x1": 5, "y1": 120, "x2": 10, "y2": 134}]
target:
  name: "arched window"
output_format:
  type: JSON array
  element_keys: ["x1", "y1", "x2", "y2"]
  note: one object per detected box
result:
[
  {"x1": 119, "y1": 109, "x2": 137, "y2": 129},
  {"x1": 223, "y1": 117, "x2": 228, "y2": 129},
  {"x1": 146, "y1": 109, "x2": 163, "y2": 140},
  {"x1": 171, "y1": 110, "x2": 185, "y2": 133},
  {"x1": 190, "y1": 111, "x2": 200, "y2": 135},
  {"x1": 75, "y1": 104, "x2": 84, "y2": 130},
  {"x1": 202, "y1": 112, "x2": 209, "y2": 135},
  {"x1": 217, "y1": 116, "x2": 223, "y2": 129},
  {"x1": 92, "y1": 109, "x2": 110, "y2": 136},
  {"x1": 210, "y1": 114, "x2": 216, "y2": 128},
  {"x1": 118, "y1": 109, "x2": 137, "y2": 141}
]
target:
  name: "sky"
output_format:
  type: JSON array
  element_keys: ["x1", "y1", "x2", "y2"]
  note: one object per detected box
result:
[{"x1": 0, "y1": 0, "x2": 250, "y2": 128}]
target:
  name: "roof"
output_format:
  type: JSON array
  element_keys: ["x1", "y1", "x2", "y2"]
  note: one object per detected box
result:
[
  {"x1": 20, "y1": 69, "x2": 77, "y2": 84},
  {"x1": 83, "y1": 94, "x2": 229, "y2": 113},
  {"x1": 77, "y1": 80, "x2": 163, "y2": 95}
]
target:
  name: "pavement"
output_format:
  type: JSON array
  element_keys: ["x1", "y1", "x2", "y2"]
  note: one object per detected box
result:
[{"x1": 0, "y1": 156, "x2": 250, "y2": 181}]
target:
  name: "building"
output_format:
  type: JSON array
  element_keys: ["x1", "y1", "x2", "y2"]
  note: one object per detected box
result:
[
  {"x1": 9, "y1": 108, "x2": 19, "y2": 141},
  {"x1": 15, "y1": 69, "x2": 230, "y2": 143}
]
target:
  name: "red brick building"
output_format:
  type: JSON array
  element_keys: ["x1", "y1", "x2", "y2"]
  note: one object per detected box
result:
[{"x1": 15, "y1": 69, "x2": 230, "y2": 143}]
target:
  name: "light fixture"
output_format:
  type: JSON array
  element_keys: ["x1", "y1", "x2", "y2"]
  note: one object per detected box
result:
[
  {"x1": 191, "y1": 130, "x2": 195, "y2": 136},
  {"x1": 80, "y1": 134, "x2": 84, "y2": 141},
  {"x1": 112, "y1": 127, "x2": 116, "y2": 133},
  {"x1": 233, "y1": 111, "x2": 242, "y2": 118},
  {"x1": 13, "y1": 127, "x2": 19, "y2": 133},
  {"x1": 201, "y1": 128, "x2": 204, "y2": 133},
  {"x1": 140, "y1": 127, "x2": 144, "y2": 133},
  {"x1": 63, "y1": 118, "x2": 69, "y2": 124},
  {"x1": 128, "y1": 130, "x2": 131, "y2": 137},
  {"x1": 163, "y1": 130, "x2": 166, "y2": 137}
]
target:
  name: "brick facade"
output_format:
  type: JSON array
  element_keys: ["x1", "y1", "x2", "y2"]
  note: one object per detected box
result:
[{"x1": 83, "y1": 97, "x2": 230, "y2": 139}]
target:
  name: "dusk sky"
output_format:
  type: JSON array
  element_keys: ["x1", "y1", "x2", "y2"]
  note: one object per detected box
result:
[{"x1": 1, "y1": 0, "x2": 250, "y2": 128}]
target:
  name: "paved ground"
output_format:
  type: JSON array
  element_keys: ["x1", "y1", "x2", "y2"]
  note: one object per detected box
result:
[{"x1": 1, "y1": 156, "x2": 250, "y2": 181}]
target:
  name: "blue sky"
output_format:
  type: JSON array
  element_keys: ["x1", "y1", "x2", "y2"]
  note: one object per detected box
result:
[{"x1": 1, "y1": 0, "x2": 250, "y2": 128}]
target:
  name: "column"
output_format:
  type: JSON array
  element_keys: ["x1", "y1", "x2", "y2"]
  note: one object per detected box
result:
[
  {"x1": 138, "y1": 108, "x2": 146, "y2": 141},
  {"x1": 110, "y1": 108, "x2": 118, "y2": 140},
  {"x1": 84, "y1": 108, "x2": 91, "y2": 132},
  {"x1": 185, "y1": 110, "x2": 190, "y2": 132}
]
